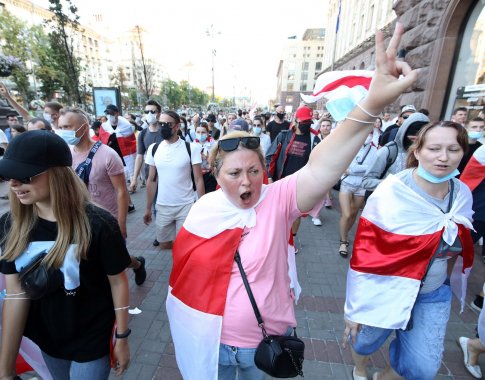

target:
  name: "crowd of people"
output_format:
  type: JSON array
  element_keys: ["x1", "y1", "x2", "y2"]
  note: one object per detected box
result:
[{"x1": 0, "y1": 22, "x2": 484, "y2": 380}]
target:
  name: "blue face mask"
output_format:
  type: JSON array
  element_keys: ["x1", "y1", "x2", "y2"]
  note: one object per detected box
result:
[
  {"x1": 416, "y1": 164, "x2": 459, "y2": 183},
  {"x1": 252, "y1": 127, "x2": 262, "y2": 136},
  {"x1": 55, "y1": 125, "x2": 85, "y2": 146},
  {"x1": 196, "y1": 133, "x2": 207, "y2": 142},
  {"x1": 468, "y1": 131, "x2": 484, "y2": 140}
]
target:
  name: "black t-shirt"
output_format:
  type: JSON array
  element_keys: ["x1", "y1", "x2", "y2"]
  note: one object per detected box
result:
[
  {"x1": 281, "y1": 133, "x2": 311, "y2": 178},
  {"x1": 138, "y1": 128, "x2": 163, "y2": 177},
  {"x1": 458, "y1": 141, "x2": 482, "y2": 176},
  {"x1": 0, "y1": 204, "x2": 131, "y2": 362},
  {"x1": 267, "y1": 120, "x2": 290, "y2": 142}
]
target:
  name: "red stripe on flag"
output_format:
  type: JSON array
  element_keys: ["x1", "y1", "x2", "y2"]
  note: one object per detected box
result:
[
  {"x1": 461, "y1": 156, "x2": 485, "y2": 192},
  {"x1": 170, "y1": 227, "x2": 243, "y2": 315},
  {"x1": 351, "y1": 217, "x2": 443, "y2": 280},
  {"x1": 16, "y1": 354, "x2": 33, "y2": 374},
  {"x1": 312, "y1": 76, "x2": 372, "y2": 97}
]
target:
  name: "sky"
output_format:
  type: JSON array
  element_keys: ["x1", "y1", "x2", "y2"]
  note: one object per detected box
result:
[{"x1": 35, "y1": 0, "x2": 329, "y2": 105}]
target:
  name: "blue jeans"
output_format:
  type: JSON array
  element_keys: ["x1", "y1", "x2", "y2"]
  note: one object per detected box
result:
[
  {"x1": 41, "y1": 351, "x2": 111, "y2": 380},
  {"x1": 352, "y1": 283, "x2": 451, "y2": 380},
  {"x1": 218, "y1": 327, "x2": 294, "y2": 380}
]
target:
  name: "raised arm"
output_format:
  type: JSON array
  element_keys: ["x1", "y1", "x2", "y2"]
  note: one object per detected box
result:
[
  {"x1": 0, "y1": 82, "x2": 32, "y2": 122},
  {"x1": 296, "y1": 23, "x2": 418, "y2": 212}
]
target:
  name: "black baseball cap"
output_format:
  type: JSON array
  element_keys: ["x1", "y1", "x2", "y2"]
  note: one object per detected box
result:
[
  {"x1": 0, "y1": 130, "x2": 72, "y2": 180},
  {"x1": 104, "y1": 104, "x2": 119, "y2": 114}
]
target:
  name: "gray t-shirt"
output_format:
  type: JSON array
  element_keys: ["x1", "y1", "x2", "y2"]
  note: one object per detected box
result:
[{"x1": 398, "y1": 169, "x2": 462, "y2": 294}]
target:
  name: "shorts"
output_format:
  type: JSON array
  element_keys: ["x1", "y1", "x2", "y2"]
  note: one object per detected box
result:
[
  {"x1": 340, "y1": 180, "x2": 365, "y2": 197},
  {"x1": 155, "y1": 203, "x2": 193, "y2": 243}
]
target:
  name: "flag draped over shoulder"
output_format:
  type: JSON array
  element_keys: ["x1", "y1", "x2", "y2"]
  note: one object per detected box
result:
[
  {"x1": 300, "y1": 70, "x2": 373, "y2": 104},
  {"x1": 345, "y1": 175, "x2": 474, "y2": 330},
  {"x1": 461, "y1": 145, "x2": 485, "y2": 191},
  {"x1": 166, "y1": 188, "x2": 266, "y2": 380},
  {"x1": 99, "y1": 117, "x2": 137, "y2": 157}
]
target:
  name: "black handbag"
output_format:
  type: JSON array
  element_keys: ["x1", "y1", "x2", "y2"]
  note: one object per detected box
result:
[
  {"x1": 235, "y1": 251, "x2": 304, "y2": 378},
  {"x1": 19, "y1": 251, "x2": 64, "y2": 300}
]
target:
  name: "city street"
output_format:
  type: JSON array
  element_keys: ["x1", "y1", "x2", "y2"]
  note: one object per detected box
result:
[{"x1": 0, "y1": 182, "x2": 483, "y2": 380}]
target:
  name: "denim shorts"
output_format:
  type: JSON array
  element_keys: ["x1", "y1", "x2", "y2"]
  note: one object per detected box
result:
[
  {"x1": 218, "y1": 327, "x2": 294, "y2": 380},
  {"x1": 352, "y1": 283, "x2": 451, "y2": 380}
]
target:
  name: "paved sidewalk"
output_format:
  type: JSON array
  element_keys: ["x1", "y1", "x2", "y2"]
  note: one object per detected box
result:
[{"x1": 1, "y1": 179, "x2": 482, "y2": 380}]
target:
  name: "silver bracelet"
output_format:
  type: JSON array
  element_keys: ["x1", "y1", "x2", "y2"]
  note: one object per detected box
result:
[
  {"x1": 345, "y1": 116, "x2": 375, "y2": 125},
  {"x1": 114, "y1": 306, "x2": 130, "y2": 311},
  {"x1": 356, "y1": 103, "x2": 379, "y2": 118}
]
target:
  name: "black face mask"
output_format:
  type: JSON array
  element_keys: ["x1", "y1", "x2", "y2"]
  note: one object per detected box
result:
[
  {"x1": 298, "y1": 122, "x2": 312, "y2": 134},
  {"x1": 277, "y1": 112, "x2": 285, "y2": 120},
  {"x1": 160, "y1": 124, "x2": 173, "y2": 140}
]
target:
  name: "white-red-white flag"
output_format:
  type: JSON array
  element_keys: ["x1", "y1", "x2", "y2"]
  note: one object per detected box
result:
[
  {"x1": 300, "y1": 70, "x2": 373, "y2": 104},
  {"x1": 345, "y1": 174, "x2": 474, "y2": 330}
]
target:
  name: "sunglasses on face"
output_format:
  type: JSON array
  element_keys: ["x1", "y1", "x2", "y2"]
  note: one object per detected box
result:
[
  {"x1": 1, "y1": 171, "x2": 46, "y2": 184},
  {"x1": 218, "y1": 136, "x2": 260, "y2": 152},
  {"x1": 144, "y1": 110, "x2": 157, "y2": 114},
  {"x1": 159, "y1": 121, "x2": 175, "y2": 128},
  {"x1": 402, "y1": 115, "x2": 410, "y2": 120}
]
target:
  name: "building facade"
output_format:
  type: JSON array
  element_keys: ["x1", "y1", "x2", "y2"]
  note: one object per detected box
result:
[
  {"x1": 276, "y1": 28, "x2": 325, "y2": 112},
  {"x1": 319, "y1": 0, "x2": 485, "y2": 121}
]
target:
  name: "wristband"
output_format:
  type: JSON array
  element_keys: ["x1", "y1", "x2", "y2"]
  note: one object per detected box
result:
[
  {"x1": 356, "y1": 103, "x2": 380, "y2": 118},
  {"x1": 115, "y1": 328, "x2": 132, "y2": 339},
  {"x1": 345, "y1": 116, "x2": 374, "y2": 125}
]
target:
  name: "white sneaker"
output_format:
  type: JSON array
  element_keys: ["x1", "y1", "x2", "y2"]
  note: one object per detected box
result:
[{"x1": 312, "y1": 217, "x2": 322, "y2": 226}]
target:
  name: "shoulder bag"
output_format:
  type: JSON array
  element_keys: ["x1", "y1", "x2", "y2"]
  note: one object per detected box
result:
[
  {"x1": 19, "y1": 251, "x2": 64, "y2": 300},
  {"x1": 235, "y1": 251, "x2": 304, "y2": 378}
]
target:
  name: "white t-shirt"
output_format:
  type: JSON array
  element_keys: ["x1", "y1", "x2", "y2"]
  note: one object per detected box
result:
[
  {"x1": 0, "y1": 129, "x2": 8, "y2": 144},
  {"x1": 259, "y1": 133, "x2": 271, "y2": 155},
  {"x1": 145, "y1": 138, "x2": 202, "y2": 206}
]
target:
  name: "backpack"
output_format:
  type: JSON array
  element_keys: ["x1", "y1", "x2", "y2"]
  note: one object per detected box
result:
[
  {"x1": 364, "y1": 141, "x2": 398, "y2": 201},
  {"x1": 151, "y1": 141, "x2": 196, "y2": 191}
]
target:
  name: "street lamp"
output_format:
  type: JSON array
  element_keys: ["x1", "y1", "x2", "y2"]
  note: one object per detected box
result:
[{"x1": 206, "y1": 25, "x2": 220, "y2": 102}]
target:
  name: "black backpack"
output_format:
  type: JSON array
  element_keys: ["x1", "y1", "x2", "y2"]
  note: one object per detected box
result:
[{"x1": 151, "y1": 141, "x2": 196, "y2": 191}]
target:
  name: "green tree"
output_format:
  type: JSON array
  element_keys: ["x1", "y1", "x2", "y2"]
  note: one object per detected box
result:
[
  {"x1": 46, "y1": 0, "x2": 83, "y2": 105},
  {"x1": 0, "y1": 10, "x2": 33, "y2": 101}
]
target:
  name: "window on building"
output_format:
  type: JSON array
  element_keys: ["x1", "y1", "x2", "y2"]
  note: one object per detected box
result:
[
  {"x1": 287, "y1": 71, "x2": 295, "y2": 81},
  {"x1": 367, "y1": 4, "x2": 375, "y2": 31},
  {"x1": 288, "y1": 62, "x2": 296, "y2": 70},
  {"x1": 301, "y1": 83, "x2": 307, "y2": 92},
  {"x1": 286, "y1": 96, "x2": 293, "y2": 103},
  {"x1": 302, "y1": 62, "x2": 309, "y2": 71},
  {"x1": 301, "y1": 72, "x2": 308, "y2": 80},
  {"x1": 315, "y1": 62, "x2": 322, "y2": 71},
  {"x1": 293, "y1": 54, "x2": 297, "y2": 58},
  {"x1": 287, "y1": 83, "x2": 294, "y2": 91}
]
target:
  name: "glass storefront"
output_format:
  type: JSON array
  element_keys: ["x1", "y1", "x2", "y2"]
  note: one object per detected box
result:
[{"x1": 445, "y1": 1, "x2": 485, "y2": 119}]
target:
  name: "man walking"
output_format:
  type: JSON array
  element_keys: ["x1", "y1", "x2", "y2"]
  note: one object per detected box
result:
[
  {"x1": 143, "y1": 111, "x2": 205, "y2": 250},
  {"x1": 57, "y1": 107, "x2": 146, "y2": 285}
]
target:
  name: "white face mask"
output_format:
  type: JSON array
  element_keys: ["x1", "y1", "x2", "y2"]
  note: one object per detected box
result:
[
  {"x1": 108, "y1": 115, "x2": 117, "y2": 125},
  {"x1": 145, "y1": 112, "x2": 157, "y2": 125},
  {"x1": 43, "y1": 112, "x2": 52, "y2": 123}
]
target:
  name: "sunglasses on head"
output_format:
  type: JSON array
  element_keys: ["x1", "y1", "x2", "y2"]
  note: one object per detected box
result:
[
  {"x1": 218, "y1": 137, "x2": 260, "y2": 152},
  {"x1": 0, "y1": 171, "x2": 46, "y2": 184},
  {"x1": 144, "y1": 110, "x2": 157, "y2": 114}
]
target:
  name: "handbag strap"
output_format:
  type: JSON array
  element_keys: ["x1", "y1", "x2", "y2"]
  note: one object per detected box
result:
[
  {"x1": 235, "y1": 251, "x2": 268, "y2": 337},
  {"x1": 75, "y1": 140, "x2": 102, "y2": 184}
]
